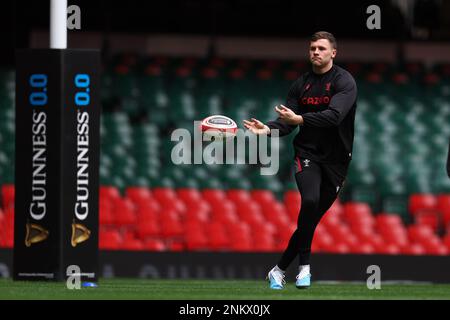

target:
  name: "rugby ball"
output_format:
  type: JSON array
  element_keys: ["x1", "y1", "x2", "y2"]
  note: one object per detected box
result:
[{"x1": 200, "y1": 115, "x2": 238, "y2": 139}]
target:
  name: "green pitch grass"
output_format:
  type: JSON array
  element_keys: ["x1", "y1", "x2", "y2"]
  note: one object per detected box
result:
[{"x1": 0, "y1": 279, "x2": 450, "y2": 300}]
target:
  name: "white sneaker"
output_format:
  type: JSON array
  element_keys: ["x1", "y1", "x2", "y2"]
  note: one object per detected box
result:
[
  {"x1": 266, "y1": 267, "x2": 285, "y2": 290},
  {"x1": 296, "y1": 265, "x2": 311, "y2": 289}
]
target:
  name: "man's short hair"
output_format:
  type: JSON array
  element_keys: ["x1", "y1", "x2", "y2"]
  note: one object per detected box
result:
[{"x1": 311, "y1": 31, "x2": 337, "y2": 49}]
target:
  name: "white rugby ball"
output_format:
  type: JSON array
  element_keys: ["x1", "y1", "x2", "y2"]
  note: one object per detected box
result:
[{"x1": 200, "y1": 115, "x2": 238, "y2": 140}]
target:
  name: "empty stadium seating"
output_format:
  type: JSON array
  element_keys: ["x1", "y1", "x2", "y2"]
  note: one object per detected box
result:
[
  {"x1": 1, "y1": 57, "x2": 450, "y2": 255},
  {"x1": 1, "y1": 183, "x2": 449, "y2": 255}
]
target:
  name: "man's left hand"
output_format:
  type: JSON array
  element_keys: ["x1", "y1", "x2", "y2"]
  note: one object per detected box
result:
[{"x1": 275, "y1": 105, "x2": 303, "y2": 125}]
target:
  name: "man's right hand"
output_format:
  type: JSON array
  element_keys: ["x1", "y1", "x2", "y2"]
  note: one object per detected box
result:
[{"x1": 243, "y1": 118, "x2": 271, "y2": 135}]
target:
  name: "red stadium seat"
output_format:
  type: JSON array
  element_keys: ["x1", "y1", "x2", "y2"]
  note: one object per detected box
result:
[
  {"x1": 167, "y1": 241, "x2": 185, "y2": 251},
  {"x1": 177, "y1": 188, "x2": 203, "y2": 207},
  {"x1": 311, "y1": 239, "x2": 321, "y2": 253},
  {"x1": 100, "y1": 186, "x2": 121, "y2": 202},
  {"x1": 202, "y1": 189, "x2": 227, "y2": 206},
  {"x1": 228, "y1": 223, "x2": 253, "y2": 251},
  {"x1": 349, "y1": 242, "x2": 375, "y2": 254},
  {"x1": 392, "y1": 72, "x2": 409, "y2": 84},
  {"x1": 0, "y1": 207, "x2": 14, "y2": 247},
  {"x1": 0, "y1": 208, "x2": 4, "y2": 225},
  {"x1": 443, "y1": 210, "x2": 450, "y2": 228},
  {"x1": 209, "y1": 200, "x2": 236, "y2": 221},
  {"x1": 262, "y1": 204, "x2": 291, "y2": 229},
  {"x1": 407, "y1": 225, "x2": 435, "y2": 243},
  {"x1": 125, "y1": 186, "x2": 152, "y2": 204},
  {"x1": 185, "y1": 221, "x2": 208, "y2": 250},
  {"x1": 99, "y1": 230, "x2": 122, "y2": 249},
  {"x1": 159, "y1": 198, "x2": 186, "y2": 215},
  {"x1": 376, "y1": 213, "x2": 403, "y2": 227},
  {"x1": 407, "y1": 225, "x2": 447, "y2": 255},
  {"x1": 159, "y1": 210, "x2": 183, "y2": 238},
  {"x1": 238, "y1": 203, "x2": 264, "y2": 226},
  {"x1": 185, "y1": 206, "x2": 210, "y2": 224},
  {"x1": 378, "y1": 227, "x2": 409, "y2": 248},
  {"x1": 409, "y1": 193, "x2": 437, "y2": 215},
  {"x1": 112, "y1": 198, "x2": 137, "y2": 226},
  {"x1": 150, "y1": 188, "x2": 185, "y2": 213},
  {"x1": 343, "y1": 202, "x2": 373, "y2": 225},
  {"x1": 251, "y1": 190, "x2": 276, "y2": 205},
  {"x1": 284, "y1": 190, "x2": 300, "y2": 205},
  {"x1": 313, "y1": 231, "x2": 333, "y2": 250},
  {"x1": 134, "y1": 200, "x2": 161, "y2": 221},
  {"x1": 210, "y1": 57, "x2": 225, "y2": 68},
  {"x1": 227, "y1": 189, "x2": 252, "y2": 205},
  {"x1": 143, "y1": 239, "x2": 166, "y2": 251},
  {"x1": 414, "y1": 211, "x2": 440, "y2": 232},
  {"x1": 253, "y1": 233, "x2": 275, "y2": 252},
  {"x1": 235, "y1": 199, "x2": 260, "y2": 216},
  {"x1": 205, "y1": 221, "x2": 230, "y2": 250},
  {"x1": 136, "y1": 218, "x2": 160, "y2": 239},
  {"x1": 135, "y1": 201, "x2": 160, "y2": 221},
  {"x1": 99, "y1": 198, "x2": 115, "y2": 225},
  {"x1": 260, "y1": 201, "x2": 283, "y2": 216},
  {"x1": 184, "y1": 199, "x2": 210, "y2": 214},
  {"x1": 314, "y1": 223, "x2": 327, "y2": 236},
  {"x1": 212, "y1": 208, "x2": 238, "y2": 225},
  {"x1": 152, "y1": 187, "x2": 177, "y2": 205},
  {"x1": 347, "y1": 215, "x2": 376, "y2": 229},
  {"x1": 366, "y1": 234, "x2": 384, "y2": 250},
  {"x1": 326, "y1": 200, "x2": 344, "y2": 220},
  {"x1": 284, "y1": 190, "x2": 301, "y2": 222},
  {"x1": 1, "y1": 184, "x2": 15, "y2": 209},
  {"x1": 437, "y1": 195, "x2": 450, "y2": 227},
  {"x1": 326, "y1": 223, "x2": 351, "y2": 243},
  {"x1": 250, "y1": 221, "x2": 277, "y2": 238},
  {"x1": 376, "y1": 243, "x2": 400, "y2": 255},
  {"x1": 401, "y1": 243, "x2": 426, "y2": 255},
  {"x1": 320, "y1": 212, "x2": 343, "y2": 228},
  {"x1": 352, "y1": 226, "x2": 374, "y2": 242},
  {"x1": 376, "y1": 213, "x2": 409, "y2": 247},
  {"x1": 422, "y1": 238, "x2": 448, "y2": 255},
  {"x1": 443, "y1": 235, "x2": 450, "y2": 252},
  {"x1": 345, "y1": 233, "x2": 359, "y2": 248},
  {"x1": 437, "y1": 194, "x2": 450, "y2": 213},
  {"x1": 122, "y1": 238, "x2": 144, "y2": 250},
  {"x1": 323, "y1": 242, "x2": 350, "y2": 254}
]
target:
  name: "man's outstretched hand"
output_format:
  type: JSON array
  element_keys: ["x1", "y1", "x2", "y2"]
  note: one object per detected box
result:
[
  {"x1": 243, "y1": 118, "x2": 271, "y2": 135},
  {"x1": 275, "y1": 105, "x2": 303, "y2": 125}
]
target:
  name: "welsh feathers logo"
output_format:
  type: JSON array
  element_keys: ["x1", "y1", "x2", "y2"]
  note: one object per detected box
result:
[{"x1": 303, "y1": 159, "x2": 310, "y2": 167}]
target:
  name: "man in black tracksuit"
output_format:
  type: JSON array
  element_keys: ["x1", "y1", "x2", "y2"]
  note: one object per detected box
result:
[{"x1": 244, "y1": 31, "x2": 357, "y2": 289}]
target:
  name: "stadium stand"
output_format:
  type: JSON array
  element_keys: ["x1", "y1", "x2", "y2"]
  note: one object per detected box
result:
[{"x1": 1, "y1": 56, "x2": 450, "y2": 255}]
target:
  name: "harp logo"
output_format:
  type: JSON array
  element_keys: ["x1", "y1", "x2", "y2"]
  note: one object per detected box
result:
[
  {"x1": 71, "y1": 222, "x2": 91, "y2": 247},
  {"x1": 25, "y1": 223, "x2": 49, "y2": 247}
]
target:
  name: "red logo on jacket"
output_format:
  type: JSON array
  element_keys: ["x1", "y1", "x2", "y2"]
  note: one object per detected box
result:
[{"x1": 301, "y1": 96, "x2": 330, "y2": 105}]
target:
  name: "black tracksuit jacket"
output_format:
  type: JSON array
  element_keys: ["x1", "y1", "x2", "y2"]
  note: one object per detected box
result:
[{"x1": 267, "y1": 65, "x2": 357, "y2": 165}]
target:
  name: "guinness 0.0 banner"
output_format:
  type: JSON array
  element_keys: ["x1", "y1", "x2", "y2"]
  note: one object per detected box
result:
[{"x1": 14, "y1": 49, "x2": 100, "y2": 281}]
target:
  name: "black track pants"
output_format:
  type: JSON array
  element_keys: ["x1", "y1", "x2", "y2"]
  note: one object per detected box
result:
[{"x1": 277, "y1": 157, "x2": 348, "y2": 269}]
